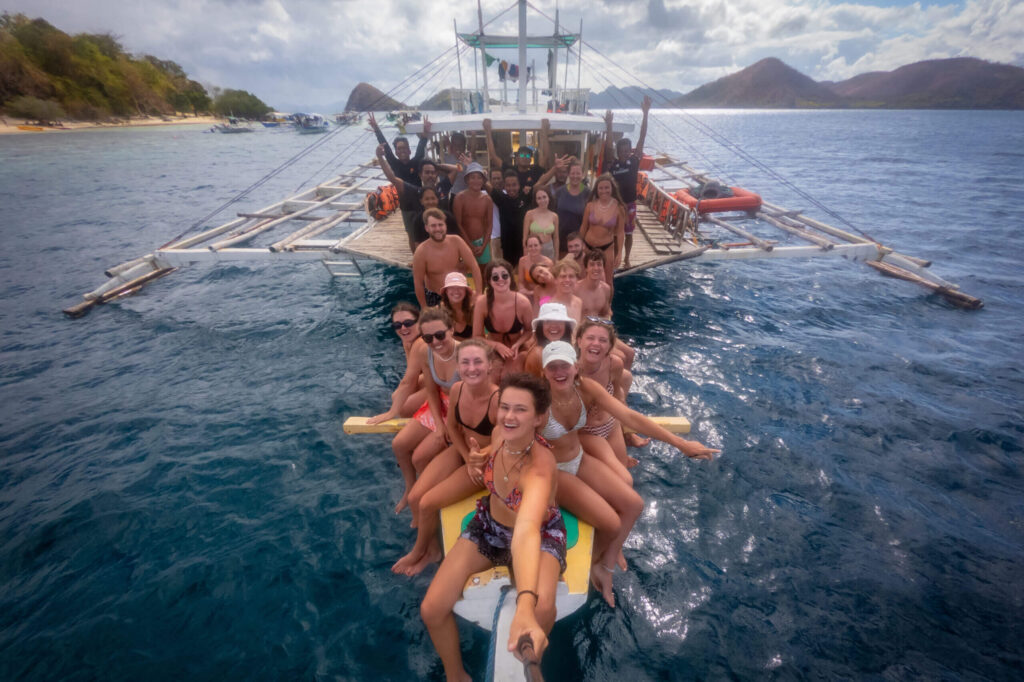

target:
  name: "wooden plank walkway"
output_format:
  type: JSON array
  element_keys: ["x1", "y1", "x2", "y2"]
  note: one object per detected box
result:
[{"x1": 335, "y1": 201, "x2": 703, "y2": 275}]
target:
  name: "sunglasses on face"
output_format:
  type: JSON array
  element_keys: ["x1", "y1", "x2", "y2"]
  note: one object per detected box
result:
[
  {"x1": 517, "y1": 152, "x2": 532, "y2": 158},
  {"x1": 421, "y1": 329, "x2": 449, "y2": 343},
  {"x1": 391, "y1": 319, "x2": 417, "y2": 330},
  {"x1": 491, "y1": 272, "x2": 510, "y2": 282}
]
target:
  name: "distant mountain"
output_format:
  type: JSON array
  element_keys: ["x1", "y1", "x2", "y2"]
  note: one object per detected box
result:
[
  {"x1": 589, "y1": 86, "x2": 684, "y2": 109},
  {"x1": 825, "y1": 58, "x2": 1024, "y2": 109},
  {"x1": 344, "y1": 83, "x2": 407, "y2": 112},
  {"x1": 672, "y1": 58, "x2": 841, "y2": 108},
  {"x1": 419, "y1": 88, "x2": 455, "y2": 110}
]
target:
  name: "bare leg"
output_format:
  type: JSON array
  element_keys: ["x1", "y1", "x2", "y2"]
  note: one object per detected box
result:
[
  {"x1": 407, "y1": 445, "x2": 463, "y2": 527},
  {"x1": 555, "y1": 471, "x2": 620, "y2": 572},
  {"x1": 623, "y1": 233, "x2": 634, "y2": 269},
  {"x1": 391, "y1": 420, "x2": 430, "y2": 513},
  {"x1": 579, "y1": 432, "x2": 632, "y2": 486},
  {"x1": 394, "y1": 464, "x2": 483, "y2": 576},
  {"x1": 577, "y1": 455, "x2": 643, "y2": 582},
  {"x1": 411, "y1": 430, "x2": 447, "y2": 476},
  {"x1": 421, "y1": 538, "x2": 492, "y2": 681},
  {"x1": 400, "y1": 387, "x2": 429, "y2": 418}
]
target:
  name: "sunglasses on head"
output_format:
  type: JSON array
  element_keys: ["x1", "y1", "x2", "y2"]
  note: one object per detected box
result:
[
  {"x1": 421, "y1": 329, "x2": 448, "y2": 343},
  {"x1": 491, "y1": 272, "x2": 510, "y2": 282},
  {"x1": 391, "y1": 319, "x2": 417, "y2": 330},
  {"x1": 585, "y1": 316, "x2": 613, "y2": 325}
]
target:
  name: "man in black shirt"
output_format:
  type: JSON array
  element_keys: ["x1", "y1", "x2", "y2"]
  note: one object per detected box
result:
[
  {"x1": 376, "y1": 147, "x2": 458, "y2": 253},
  {"x1": 490, "y1": 170, "x2": 529, "y2": 266},
  {"x1": 482, "y1": 117, "x2": 552, "y2": 195},
  {"x1": 370, "y1": 113, "x2": 431, "y2": 249},
  {"x1": 602, "y1": 96, "x2": 651, "y2": 270}
]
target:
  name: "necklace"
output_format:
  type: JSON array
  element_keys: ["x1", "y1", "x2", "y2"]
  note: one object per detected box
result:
[
  {"x1": 436, "y1": 343, "x2": 456, "y2": 362},
  {"x1": 501, "y1": 439, "x2": 533, "y2": 482}
]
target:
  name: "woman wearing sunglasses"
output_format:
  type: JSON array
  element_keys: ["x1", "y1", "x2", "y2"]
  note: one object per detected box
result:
[
  {"x1": 472, "y1": 259, "x2": 534, "y2": 374},
  {"x1": 384, "y1": 302, "x2": 428, "y2": 418},
  {"x1": 368, "y1": 306, "x2": 460, "y2": 515}
]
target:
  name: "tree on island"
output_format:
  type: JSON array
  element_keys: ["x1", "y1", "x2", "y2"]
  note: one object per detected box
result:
[
  {"x1": 0, "y1": 12, "x2": 218, "y2": 120},
  {"x1": 211, "y1": 88, "x2": 271, "y2": 119}
]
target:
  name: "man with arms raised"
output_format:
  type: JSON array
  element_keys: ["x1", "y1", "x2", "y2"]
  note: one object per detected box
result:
[
  {"x1": 602, "y1": 96, "x2": 651, "y2": 270},
  {"x1": 412, "y1": 208, "x2": 483, "y2": 310}
]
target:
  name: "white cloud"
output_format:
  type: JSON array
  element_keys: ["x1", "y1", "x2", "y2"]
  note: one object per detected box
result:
[{"x1": 2, "y1": 0, "x2": 1020, "y2": 108}]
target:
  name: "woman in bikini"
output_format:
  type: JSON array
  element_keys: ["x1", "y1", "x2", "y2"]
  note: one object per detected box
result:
[
  {"x1": 541, "y1": 341, "x2": 719, "y2": 607},
  {"x1": 368, "y1": 307, "x2": 460, "y2": 514},
  {"x1": 440, "y1": 272, "x2": 475, "y2": 340},
  {"x1": 387, "y1": 302, "x2": 428, "y2": 417},
  {"x1": 575, "y1": 318, "x2": 636, "y2": 478},
  {"x1": 528, "y1": 262, "x2": 558, "y2": 312},
  {"x1": 472, "y1": 259, "x2": 534, "y2": 374},
  {"x1": 522, "y1": 186, "x2": 559, "y2": 259},
  {"x1": 420, "y1": 373, "x2": 564, "y2": 680},
  {"x1": 517, "y1": 235, "x2": 554, "y2": 298},
  {"x1": 580, "y1": 173, "x2": 626, "y2": 286},
  {"x1": 393, "y1": 339, "x2": 500, "y2": 576}
]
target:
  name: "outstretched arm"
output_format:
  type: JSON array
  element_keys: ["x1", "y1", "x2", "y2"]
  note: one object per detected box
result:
[
  {"x1": 376, "y1": 144, "x2": 405, "y2": 194},
  {"x1": 635, "y1": 96, "x2": 651, "y2": 157},
  {"x1": 482, "y1": 118, "x2": 503, "y2": 169},
  {"x1": 412, "y1": 115, "x2": 429, "y2": 162},
  {"x1": 582, "y1": 377, "x2": 720, "y2": 459}
]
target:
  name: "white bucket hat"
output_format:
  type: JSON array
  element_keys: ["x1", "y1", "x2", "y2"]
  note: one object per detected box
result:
[{"x1": 532, "y1": 302, "x2": 577, "y2": 335}]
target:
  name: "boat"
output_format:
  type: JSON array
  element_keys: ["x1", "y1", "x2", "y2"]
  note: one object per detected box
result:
[
  {"x1": 62, "y1": 1, "x2": 982, "y2": 318},
  {"x1": 334, "y1": 112, "x2": 362, "y2": 126},
  {"x1": 291, "y1": 112, "x2": 330, "y2": 134},
  {"x1": 57, "y1": 1, "x2": 986, "y2": 678},
  {"x1": 210, "y1": 117, "x2": 255, "y2": 133}
]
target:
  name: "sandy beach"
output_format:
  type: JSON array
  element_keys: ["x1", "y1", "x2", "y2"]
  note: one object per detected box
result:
[{"x1": 0, "y1": 115, "x2": 221, "y2": 135}]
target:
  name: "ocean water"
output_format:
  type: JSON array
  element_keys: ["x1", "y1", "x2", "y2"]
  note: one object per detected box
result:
[{"x1": 0, "y1": 111, "x2": 1022, "y2": 681}]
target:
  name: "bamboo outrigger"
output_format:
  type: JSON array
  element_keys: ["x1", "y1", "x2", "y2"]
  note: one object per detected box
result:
[{"x1": 61, "y1": 4, "x2": 983, "y2": 319}]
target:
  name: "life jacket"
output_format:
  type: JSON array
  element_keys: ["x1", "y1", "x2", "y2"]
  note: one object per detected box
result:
[{"x1": 366, "y1": 184, "x2": 400, "y2": 220}]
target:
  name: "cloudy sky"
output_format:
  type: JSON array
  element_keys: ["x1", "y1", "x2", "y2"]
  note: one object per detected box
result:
[{"x1": 4, "y1": 0, "x2": 1022, "y2": 111}]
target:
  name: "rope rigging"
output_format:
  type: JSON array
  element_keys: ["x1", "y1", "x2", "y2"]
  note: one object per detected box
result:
[{"x1": 525, "y1": 0, "x2": 879, "y2": 244}]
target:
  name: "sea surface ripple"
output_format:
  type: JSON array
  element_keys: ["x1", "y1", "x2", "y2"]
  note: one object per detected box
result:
[{"x1": 1, "y1": 111, "x2": 1022, "y2": 680}]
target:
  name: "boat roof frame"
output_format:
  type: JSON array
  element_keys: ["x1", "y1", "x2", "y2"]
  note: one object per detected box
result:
[{"x1": 404, "y1": 113, "x2": 633, "y2": 135}]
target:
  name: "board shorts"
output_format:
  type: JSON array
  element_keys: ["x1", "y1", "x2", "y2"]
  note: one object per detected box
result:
[
  {"x1": 413, "y1": 392, "x2": 449, "y2": 431},
  {"x1": 461, "y1": 496, "x2": 567, "y2": 573},
  {"x1": 425, "y1": 289, "x2": 442, "y2": 307},
  {"x1": 471, "y1": 237, "x2": 492, "y2": 265},
  {"x1": 624, "y1": 202, "x2": 637, "y2": 235}
]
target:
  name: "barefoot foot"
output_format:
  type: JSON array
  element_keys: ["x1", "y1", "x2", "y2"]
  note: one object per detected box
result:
[
  {"x1": 394, "y1": 490, "x2": 410, "y2": 514},
  {"x1": 616, "y1": 549, "x2": 628, "y2": 572},
  {"x1": 404, "y1": 543, "x2": 443, "y2": 576},
  {"x1": 590, "y1": 564, "x2": 616, "y2": 607},
  {"x1": 391, "y1": 547, "x2": 425, "y2": 575},
  {"x1": 624, "y1": 432, "x2": 650, "y2": 448}
]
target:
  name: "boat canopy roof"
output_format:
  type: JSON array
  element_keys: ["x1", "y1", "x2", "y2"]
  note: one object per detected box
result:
[
  {"x1": 405, "y1": 113, "x2": 633, "y2": 135},
  {"x1": 457, "y1": 33, "x2": 578, "y2": 49}
]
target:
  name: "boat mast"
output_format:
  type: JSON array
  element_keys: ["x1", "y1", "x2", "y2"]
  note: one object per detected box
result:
[
  {"x1": 454, "y1": 19, "x2": 464, "y2": 92},
  {"x1": 518, "y1": 0, "x2": 527, "y2": 114},
  {"x1": 477, "y1": 0, "x2": 490, "y2": 112}
]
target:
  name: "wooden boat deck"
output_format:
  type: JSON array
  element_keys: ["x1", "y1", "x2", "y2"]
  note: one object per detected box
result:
[{"x1": 333, "y1": 202, "x2": 707, "y2": 275}]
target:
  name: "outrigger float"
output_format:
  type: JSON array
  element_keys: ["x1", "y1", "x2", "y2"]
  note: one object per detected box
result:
[{"x1": 61, "y1": 2, "x2": 983, "y2": 319}]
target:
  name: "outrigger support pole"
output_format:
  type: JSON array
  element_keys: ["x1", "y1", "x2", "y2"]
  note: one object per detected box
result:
[
  {"x1": 518, "y1": 0, "x2": 528, "y2": 114},
  {"x1": 477, "y1": 0, "x2": 489, "y2": 113}
]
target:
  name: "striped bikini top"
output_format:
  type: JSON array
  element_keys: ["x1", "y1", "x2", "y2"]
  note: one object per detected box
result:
[{"x1": 540, "y1": 388, "x2": 587, "y2": 441}]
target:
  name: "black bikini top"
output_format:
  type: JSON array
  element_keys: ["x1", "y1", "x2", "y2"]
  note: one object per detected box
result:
[{"x1": 456, "y1": 389, "x2": 498, "y2": 437}]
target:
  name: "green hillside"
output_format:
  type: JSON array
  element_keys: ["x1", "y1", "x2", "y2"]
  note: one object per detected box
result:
[{"x1": 0, "y1": 13, "x2": 267, "y2": 120}]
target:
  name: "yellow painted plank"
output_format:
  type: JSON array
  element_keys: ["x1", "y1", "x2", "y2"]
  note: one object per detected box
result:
[{"x1": 343, "y1": 415, "x2": 689, "y2": 434}]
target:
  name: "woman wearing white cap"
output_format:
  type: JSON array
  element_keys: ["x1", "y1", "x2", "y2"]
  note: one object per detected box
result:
[
  {"x1": 540, "y1": 341, "x2": 719, "y2": 607},
  {"x1": 440, "y1": 272, "x2": 475, "y2": 340},
  {"x1": 523, "y1": 302, "x2": 576, "y2": 377}
]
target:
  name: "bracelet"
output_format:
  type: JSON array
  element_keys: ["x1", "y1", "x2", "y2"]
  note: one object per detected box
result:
[{"x1": 516, "y1": 590, "x2": 538, "y2": 604}]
